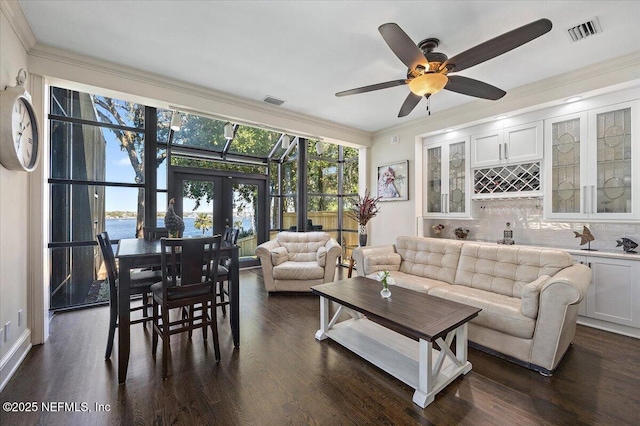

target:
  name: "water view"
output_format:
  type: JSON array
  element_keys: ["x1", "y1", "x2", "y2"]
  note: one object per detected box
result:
[{"x1": 105, "y1": 217, "x2": 253, "y2": 240}]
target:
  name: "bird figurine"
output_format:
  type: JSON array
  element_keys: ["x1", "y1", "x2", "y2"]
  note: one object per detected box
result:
[
  {"x1": 616, "y1": 238, "x2": 638, "y2": 253},
  {"x1": 574, "y1": 226, "x2": 595, "y2": 246},
  {"x1": 164, "y1": 198, "x2": 184, "y2": 237}
]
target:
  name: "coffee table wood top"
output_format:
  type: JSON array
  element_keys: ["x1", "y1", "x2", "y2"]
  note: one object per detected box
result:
[{"x1": 312, "y1": 276, "x2": 481, "y2": 342}]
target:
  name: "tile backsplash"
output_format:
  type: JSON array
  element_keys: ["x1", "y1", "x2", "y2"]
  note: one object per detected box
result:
[{"x1": 422, "y1": 198, "x2": 640, "y2": 253}]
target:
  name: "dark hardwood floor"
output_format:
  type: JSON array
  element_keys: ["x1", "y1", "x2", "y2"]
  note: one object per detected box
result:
[{"x1": 1, "y1": 267, "x2": 639, "y2": 425}]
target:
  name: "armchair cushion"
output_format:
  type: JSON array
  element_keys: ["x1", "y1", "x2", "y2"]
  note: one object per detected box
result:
[
  {"x1": 317, "y1": 246, "x2": 327, "y2": 267},
  {"x1": 271, "y1": 246, "x2": 289, "y2": 266},
  {"x1": 273, "y1": 261, "x2": 325, "y2": 280},
  {"x1": 520, "y1": 275, "x2": 550, "y2": 318}
]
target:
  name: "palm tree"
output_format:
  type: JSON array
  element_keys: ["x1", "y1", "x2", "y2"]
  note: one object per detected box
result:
[{"x1": 194, "y1": 213, "x2": 213, "y2": 235}]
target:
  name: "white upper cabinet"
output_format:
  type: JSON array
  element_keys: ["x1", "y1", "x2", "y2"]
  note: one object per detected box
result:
[
  {"x1": 546, "y1": 101, "x2": 640, "y2": 220},
  {"x1": 471, "y1": 121, "x2": 543, "y2": 168},
  {"x1": 423, "y1": 137, "x2": 471, "y2": 218}
]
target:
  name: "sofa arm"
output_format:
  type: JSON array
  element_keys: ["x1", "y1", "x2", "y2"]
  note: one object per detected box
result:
[
  {"x1": 255, "y1": 239, "x2": 282, "y2": 292},
  {"x1": 352, "y1": 245, "x2": 397, "y2": 276},
  {"x1": 530, "y1": 263, "x2": 592, "y2": 371},
  {"x1": 321, "y1": 238, "x2": 342, "y2": 283}
]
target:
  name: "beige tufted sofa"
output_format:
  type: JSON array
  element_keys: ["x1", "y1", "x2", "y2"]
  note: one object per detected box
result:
[
  {"x1": 352, "y1": 236, "x2": 592, "y2": 375},
  {"x1": 256, "y1": 231, "x2": 342, "y2": 293}
]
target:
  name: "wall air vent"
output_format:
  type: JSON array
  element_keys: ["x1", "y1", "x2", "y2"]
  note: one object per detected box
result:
[
  {"x1": 263, "y1": 96, "x2": 285, "y2": 106},
  {"x1": 566, "y1": 17, "x2": 602, "y2": 42}
]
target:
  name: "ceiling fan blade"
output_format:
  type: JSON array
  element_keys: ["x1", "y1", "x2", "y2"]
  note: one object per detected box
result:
[
  {"x1": 398, "y1": 92, "x2": 422, "y2": 117},
  {"x1": 442, "y1": 18, "x2": 552, "y2": 73},
  {"x1": 335, "y1": 79, "x2": 408, "y2": 97},
  {"x1": 379, "y1": 23, "x2": 428, "y2": 71},
  {"x1": 444, "y1": 75, "x2": 506, "y2": 100}
]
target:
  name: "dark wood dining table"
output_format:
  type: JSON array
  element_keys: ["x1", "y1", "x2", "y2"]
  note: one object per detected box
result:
[{"x1": 115, "y1": 238, "x2": 240, "y2": 383}]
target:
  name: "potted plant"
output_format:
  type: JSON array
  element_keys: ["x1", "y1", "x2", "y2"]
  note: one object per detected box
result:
[{"x1": 348, "y1": 189, "x2": 381, "y2": 246}]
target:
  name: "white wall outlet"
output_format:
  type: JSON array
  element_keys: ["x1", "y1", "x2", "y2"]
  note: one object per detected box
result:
[
  {"x1": 18, "y1": 309, "x2": 23, "y2": 326},
  {"x1": 390, "y1": 135, "x2": 400, "y2": 145},
  {"x1": 4, "y1": 322, "x2": 10, "y2": 341}
]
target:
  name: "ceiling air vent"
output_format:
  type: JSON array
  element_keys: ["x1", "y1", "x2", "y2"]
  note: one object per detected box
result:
[
  {"x1": 263, "y1": 96, "x2": 285, "y2": 106},
  {"x1": 566, "y1": 17, "x2": 602, "y2": 42}
]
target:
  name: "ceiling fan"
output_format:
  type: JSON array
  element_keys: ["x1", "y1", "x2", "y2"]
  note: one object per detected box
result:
[{"x1": 336, "y1": 18, "x2": 552, "y2": 117}]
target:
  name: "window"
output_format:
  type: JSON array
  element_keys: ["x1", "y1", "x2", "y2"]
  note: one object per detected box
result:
[
  {"x1": 49, "y1": 87, "x2": 163, "y2": 310},
  {"x1": 48, "y1": 91, "x2": 361, "y2": 310}
]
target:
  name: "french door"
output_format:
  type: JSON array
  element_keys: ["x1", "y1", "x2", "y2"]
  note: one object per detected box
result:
[{"x1": 169, "y1": 167, "x2": 267, "y2": 266}]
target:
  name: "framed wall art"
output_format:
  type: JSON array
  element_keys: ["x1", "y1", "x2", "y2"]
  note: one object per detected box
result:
[{"x1": 377, "y1": 160, "x2": 408, "y2": 201}]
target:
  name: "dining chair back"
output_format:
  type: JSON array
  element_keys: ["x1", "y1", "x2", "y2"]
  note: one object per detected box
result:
[
  {"x1": 97, "y1": 231, "x2": 160, "y2": 359},
  {"x1": 151, "y1": 235, "x2": 223, "y2": 379},
  {"x1": 143, "y1": 227, "x2": 169, "y2": 241}
]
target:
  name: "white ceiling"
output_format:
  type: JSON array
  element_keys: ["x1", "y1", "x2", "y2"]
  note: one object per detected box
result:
[{"x1": 17, "y1": 1, "x2": 640, "y2": 133}]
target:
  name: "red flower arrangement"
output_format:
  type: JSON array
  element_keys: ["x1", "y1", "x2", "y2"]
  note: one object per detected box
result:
[{"x1": 348, "y1": 189, "x2": 381, "y2": 227}]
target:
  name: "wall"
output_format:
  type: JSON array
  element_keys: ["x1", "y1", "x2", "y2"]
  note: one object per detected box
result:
[
  {"x1": 367, "y1": 51, "x2": 640, "y2": 246},
  {"x1": 422, "y1": 198, "x2": 640, "y2": 254},
  {"x1": 0, "y1": 5, "x2": 32, "y2": 390}
]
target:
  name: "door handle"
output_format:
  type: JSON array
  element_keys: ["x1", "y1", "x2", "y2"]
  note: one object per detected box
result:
[
  {"x1": 445, "y1": 194, "x2": 449, "y2": 213},
  {"x1": 504, "y1": 143, "x2": 508, "y2": 159},
  {"x1": 441, "y1": 193, "x2": 445, "y2": 213},
  {"x1": 499, "y1": 144, "x2": 502, "y2": 160},
  {"x1": 591, "y1": 184, "x2": 596, "y2": 214},
  {"x1": 583, "y1": 186, "x2": 587, "y2": 214}
]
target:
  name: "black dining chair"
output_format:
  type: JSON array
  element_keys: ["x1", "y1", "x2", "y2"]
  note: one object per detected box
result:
[
  {"x1": 143, "y1": 226, "x2": 169, "y2": 241},
  {"x1": 217, "y1": 227, "x2": 239, "y2": 315},
  {"x1": 97, "y1": 231, "x2": 162, "y2": 360},
  {"x1": 151, "y1": 235, "x2": 223, "y2": 379}
]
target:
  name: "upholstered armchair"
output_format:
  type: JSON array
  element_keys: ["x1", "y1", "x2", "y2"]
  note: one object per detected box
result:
[{"x1": 256, "y1": 231, "x2": 341, "y2": 293}]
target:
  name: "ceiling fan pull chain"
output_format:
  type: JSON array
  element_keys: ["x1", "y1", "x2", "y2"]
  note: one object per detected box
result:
[{"x1": 427, "y1": 97, "x2": 431, "y2": 115}]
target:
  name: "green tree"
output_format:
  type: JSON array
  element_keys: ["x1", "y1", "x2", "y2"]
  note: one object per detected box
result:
[{"x1": 91, "y1": 96, "x2": 168, "y2": 237}]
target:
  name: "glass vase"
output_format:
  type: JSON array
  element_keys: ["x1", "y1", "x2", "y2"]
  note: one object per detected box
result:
[{"x1": 380, "y1": 283, "x2": 391, "y2": 298}]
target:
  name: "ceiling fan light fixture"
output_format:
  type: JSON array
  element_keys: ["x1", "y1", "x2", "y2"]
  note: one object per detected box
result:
[
  {"x1": 170, "y1": 111, "x2": 182, "y2": 131},
  {"x1": 224, "y1": 122, "x2": 234, "y2": 139},
  {"x1": 408, "y1": 73, "x2": 448, "y2": 96}
]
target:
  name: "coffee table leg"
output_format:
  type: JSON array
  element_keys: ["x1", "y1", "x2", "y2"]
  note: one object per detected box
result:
[
  {"x1": 413, "y1": 339, "x2": 435, "y2": 408},
  {"x1": 457, "y1": 323, "x2": 472, "y2": 374},
  {"x1": 315, "y1": 296, "x2": 330, "y2": 340}
]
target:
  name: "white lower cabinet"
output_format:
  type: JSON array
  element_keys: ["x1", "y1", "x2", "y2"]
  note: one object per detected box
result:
[{"x1": 573, "y1": 254, "x2": 640, "y2": 330}]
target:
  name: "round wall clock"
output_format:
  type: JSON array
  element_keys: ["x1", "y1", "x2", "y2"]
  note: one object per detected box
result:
[{"x1": 0, "y1": 69, "x2": 40, "y2": 172}]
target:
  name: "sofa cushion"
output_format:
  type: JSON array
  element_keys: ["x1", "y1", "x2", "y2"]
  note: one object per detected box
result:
[
  {"x1": 270, "y1": 246, "x2": 289, "y2": 266},
  {"x1": 454, "y1": 243, "x2": 574, "y2": 298},
  {"x1": 363, "y1": 253, "x2": 401, "y2": 274},
  {"x1": 366, "y1": 271, "x2": 450, "y2": 294},
  {"x1": 521, "y1": 275, "x2": 550, "y2": 318},
  {"x1": 429, "y1": 285, "x2": 536, "y2": 339},
  {"x1": 276, "y1": 231, "x2": 329, "y2": 262},
  {"x1": 395, "y1": 236, "x2": 463, "y2": 284},
  {"x1": 273, "y1": 261, "x2": 325, "y2": 280}
]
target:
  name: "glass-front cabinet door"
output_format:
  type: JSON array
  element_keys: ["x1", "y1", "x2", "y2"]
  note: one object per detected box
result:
[
  {"x1": 589, "y1": 103, "x2": 637, "y2": 219},
  {"x1": 546, "y1": 101, "x2": 639, "y2": 220},
  {"x1": 545, "y1": 112, "x2": 588, "y2": 219},
  {"x1": 423, "y1": 137, "x2": 470, "y2": 217}
]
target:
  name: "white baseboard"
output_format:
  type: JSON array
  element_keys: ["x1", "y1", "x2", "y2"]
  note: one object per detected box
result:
[
  {"x1": 0, "y1": 329, "x2": 32, "y2": 392},
  {"x1": 577, "y1": 316, "x2": 640, "y2": 339}
]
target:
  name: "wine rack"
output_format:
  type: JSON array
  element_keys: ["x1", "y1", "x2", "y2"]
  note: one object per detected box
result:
[{"x1": 473, "y1": 162, "x2": 541, "y2": 198}]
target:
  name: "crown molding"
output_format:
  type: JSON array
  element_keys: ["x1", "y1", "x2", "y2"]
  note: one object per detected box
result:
[
  {"x1": 27, "y1": 43, "x2": 372, "y2": 146},
  {"x1": 0, "y1": 0, "x2": 37, "y2": 51},
  {"x1": 373, "y1": 50, "x2": 640, "y2": 139}
]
